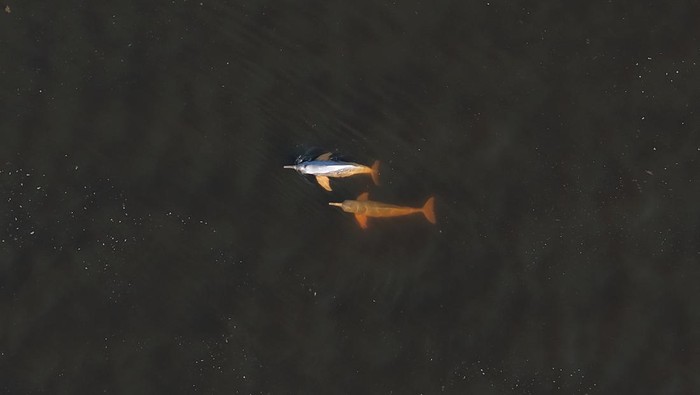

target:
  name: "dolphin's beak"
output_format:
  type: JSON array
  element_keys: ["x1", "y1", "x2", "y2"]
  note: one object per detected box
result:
[
  {"x1": 283, "y1": 165, "x2": 296, "y2": 169},
  {"x1": 328, "y1": 202, "x2": 343, "y2": 207}
]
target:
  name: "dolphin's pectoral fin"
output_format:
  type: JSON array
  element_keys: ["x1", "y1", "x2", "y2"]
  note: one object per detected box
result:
[
  {"x1": 316, "y1": 176, "x2": 332, "y2": 191},
  {"x1": 354, "y1": 214, "x2": 368, "y2": 229},
  {"x1": 357, "y1": 192, "x2": 369, "y2": 201},
  {"x1": 315, "y1": 152, "x2": 333, "y2": 161}
]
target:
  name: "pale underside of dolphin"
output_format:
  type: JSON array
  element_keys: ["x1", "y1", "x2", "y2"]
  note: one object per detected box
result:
[{"x1": 284, "y1": 152, "x2": 380, "y2": 191}]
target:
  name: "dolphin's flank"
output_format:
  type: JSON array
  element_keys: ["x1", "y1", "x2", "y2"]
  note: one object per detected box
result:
[
  {"x1": 283, "y1": 152, "x2": 380, "y2": 191},
  {"x1": 329, "y1": 192, "x2": 436, "y2": 229}
]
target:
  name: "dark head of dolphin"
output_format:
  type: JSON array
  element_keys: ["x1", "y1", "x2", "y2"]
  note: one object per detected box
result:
[{"x1": 295, "y1": 147, "x2": 333, "y2": 164}]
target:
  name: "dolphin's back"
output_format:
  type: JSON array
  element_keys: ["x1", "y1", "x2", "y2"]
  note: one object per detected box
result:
[{"x1": 303, "y1": 161, "x2": 364, "y2": 176}]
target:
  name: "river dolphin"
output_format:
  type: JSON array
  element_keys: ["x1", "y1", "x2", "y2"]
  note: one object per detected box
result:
[
  {"x1": 284, "y1": 152, "x2": 380, "y2": 191},
  {"x1": 329, "y1": 192, "x2": 436, "y2": 229}
]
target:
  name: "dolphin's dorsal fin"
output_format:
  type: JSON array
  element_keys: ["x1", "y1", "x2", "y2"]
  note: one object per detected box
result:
[
  {"x1": 315, "y1": 152, "x2": 333, "y2": 161},
  {"x1": 357, "y1": 192, "x2": 369, "y2": 201},
  {"x1": 354, "y1": 214, "x2": 368, "y2": 229},
  {"x1": 316, "y1": 176, "x2": 332, "y2": 191}
]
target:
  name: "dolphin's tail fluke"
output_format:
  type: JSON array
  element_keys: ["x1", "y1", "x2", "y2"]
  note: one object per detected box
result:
[
  {"x1": 422, "y1": 196, "x2": 436, "y2": 224},
  {"x1": 370, "y1": 160, "x2": 380, "y2": 185}
]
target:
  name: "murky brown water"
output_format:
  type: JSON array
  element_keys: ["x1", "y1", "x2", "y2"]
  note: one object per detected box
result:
[{"x1": 1, "y1": 0, "x2": 699, "y2": 393}]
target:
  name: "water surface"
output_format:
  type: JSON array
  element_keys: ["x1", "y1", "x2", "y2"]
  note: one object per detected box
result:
[{"x1": 1, "y1": 0, "x2": 698, "y2": 393}]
